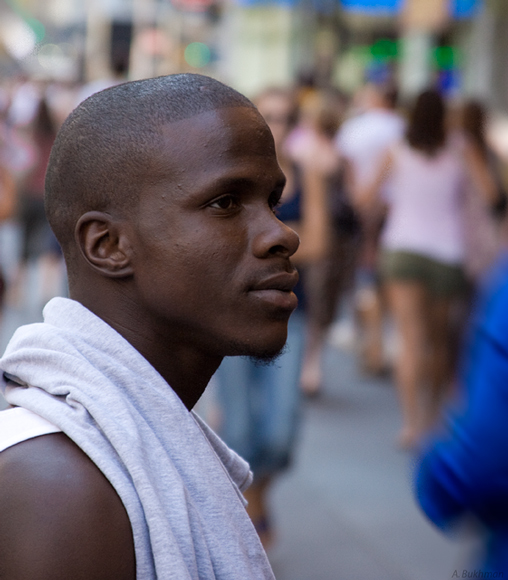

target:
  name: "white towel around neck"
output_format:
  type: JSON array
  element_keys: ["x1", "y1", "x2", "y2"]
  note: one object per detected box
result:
[{"x1": 0, "y1": 297, "x2": 274, "y2": 580}]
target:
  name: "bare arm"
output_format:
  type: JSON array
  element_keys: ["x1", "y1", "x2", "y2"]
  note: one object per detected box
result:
[
  {"x1": 0, "y1": 433, "x2": 135, "y2": 580},
  {"x1": 462, "y1": 140, "x2": 499, "y2": 206},
  {"x1": 291, "y1": 166, "x2": 329, "y2": 264},
  {"x1": 354, "y1": 150, "x2": 393, "y2": 214},
  {"x1": 0, "y1": 166, "x2": 16, "y2": 222}
]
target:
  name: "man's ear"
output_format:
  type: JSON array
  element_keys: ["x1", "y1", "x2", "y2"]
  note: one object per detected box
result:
[{"x1": 75, "y1": 211, "x2": 134, "y2": 278}]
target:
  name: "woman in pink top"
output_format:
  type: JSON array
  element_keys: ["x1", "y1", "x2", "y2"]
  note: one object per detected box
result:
[{"x1": 360, "y1": 89, "x2": 497, "y2": 449}]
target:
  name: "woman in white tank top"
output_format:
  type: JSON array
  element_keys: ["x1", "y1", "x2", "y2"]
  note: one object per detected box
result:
[{"x1": 359, "y1": 89, "x2": 498, "y2": 449}]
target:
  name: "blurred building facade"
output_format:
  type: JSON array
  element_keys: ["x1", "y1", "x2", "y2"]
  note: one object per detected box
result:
[{"x1": 0, "y1": 0, "x2": 508, "y2": 108}]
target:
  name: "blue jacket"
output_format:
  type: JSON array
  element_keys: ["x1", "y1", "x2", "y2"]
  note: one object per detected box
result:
[{"x1": 416, "y1": 252, "x2": 508, "y2": 574}]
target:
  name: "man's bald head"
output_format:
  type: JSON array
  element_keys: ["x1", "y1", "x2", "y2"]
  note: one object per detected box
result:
[{"x1": 44, "y1": 73, "x2": 255, "y2": 267}]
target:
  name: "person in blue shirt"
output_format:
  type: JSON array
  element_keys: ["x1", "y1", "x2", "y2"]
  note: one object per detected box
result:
[{"x1": 416, "y1": 250, "x2": 508, "y2": 575}]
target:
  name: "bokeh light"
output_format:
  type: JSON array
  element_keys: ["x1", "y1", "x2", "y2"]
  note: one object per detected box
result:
[
  {"x1": 1, "y1": 18, "x2": 37, "y2": 60},
  {"x1": 184, "y1": 42, "x2": 211, "y2": 68}
]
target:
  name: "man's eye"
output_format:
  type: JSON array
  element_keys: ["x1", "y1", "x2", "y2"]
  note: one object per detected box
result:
[
  {"x1": 269, "y1": 192, "x2": 283, "y2": 214},
  {"x1": 209, "y1": 195, "x2": 239, "y2": 210}
]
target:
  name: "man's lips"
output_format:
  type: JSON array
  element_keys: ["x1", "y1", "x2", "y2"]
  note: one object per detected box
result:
[
  {"x1": 248, "y1": 270, "x2": 299, "y2": 311},
  {"x1": 249, "y1": 270, "x2": 299, "y2": 293}
]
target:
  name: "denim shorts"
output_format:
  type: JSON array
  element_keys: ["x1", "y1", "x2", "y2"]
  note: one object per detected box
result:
[{"x1": 380, "y1": 250, "x2": 467, "y2": 297}]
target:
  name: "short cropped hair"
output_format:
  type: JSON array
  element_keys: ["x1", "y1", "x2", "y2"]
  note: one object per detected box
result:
[{"x1": 45, "y1": 73, "x2": 255, "y2": 261}]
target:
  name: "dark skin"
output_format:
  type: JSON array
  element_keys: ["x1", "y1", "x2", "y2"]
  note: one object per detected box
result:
[
  {"x1": 0, "y1": 434, "x2": 135, "y2": 580},
  {"x1": 0, "y1": 106, "x2": 299, "y2": 579}
]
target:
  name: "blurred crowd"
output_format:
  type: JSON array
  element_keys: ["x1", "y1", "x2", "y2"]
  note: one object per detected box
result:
[
  {"x1": 0, "y1": 73, "x2": 129, "y2": 313},
  {"x1": 1, "y1": 71, "x2": 508, "y2": 572},
  {"x1": 209, "y1": 76, "x2": 508, "y2": 571}
]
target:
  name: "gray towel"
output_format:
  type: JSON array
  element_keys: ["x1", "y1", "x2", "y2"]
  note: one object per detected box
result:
[{"x1": 0, "y1": 297, "x2": 275, "y2": 580}]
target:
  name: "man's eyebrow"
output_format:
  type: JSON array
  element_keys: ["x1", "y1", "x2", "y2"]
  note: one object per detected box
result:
[{"x1": 208, "y1": 174, "x2": 286, "y2": 192}]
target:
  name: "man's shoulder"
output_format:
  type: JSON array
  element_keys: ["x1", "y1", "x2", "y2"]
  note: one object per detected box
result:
[
  {"x1": 0, "y1": 430, "x2": 110, "y2": 499},
  {"x1": 0, "y1": 433, "x2": 135, "y2": 580}
]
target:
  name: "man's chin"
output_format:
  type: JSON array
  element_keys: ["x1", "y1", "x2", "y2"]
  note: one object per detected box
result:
[{"x1": 247, "y1": 343, "x2": 288, "y2": 367}]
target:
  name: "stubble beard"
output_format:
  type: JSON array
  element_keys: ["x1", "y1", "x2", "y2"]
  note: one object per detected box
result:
[
  {"x1": 248, "y1": 342, "x2": 288, "y2": 366},
  {"x1": 223, "y1": 336, "x2": 288, "y2": 366}
]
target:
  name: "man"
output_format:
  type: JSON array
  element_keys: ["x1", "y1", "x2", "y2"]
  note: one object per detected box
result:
[
  {"x1": 335, "y1": 82, "x2": 405, "y2": 375},
  {"x1": 0, "y1": 74, "x2": 299, "y2": 579}
]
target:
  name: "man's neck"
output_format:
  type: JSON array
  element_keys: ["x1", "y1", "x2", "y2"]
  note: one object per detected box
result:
[
  {"x1": 70, "y1": 286, "x2": 223, "y2": 410},
  {"x1": 95, "y1": 312, "x2": 222, "y2": 410}
]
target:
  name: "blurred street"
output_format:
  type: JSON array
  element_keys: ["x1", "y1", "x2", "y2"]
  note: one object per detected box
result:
[{"x1": 266, "y1": 328, "x2": 478, "y2": 580}]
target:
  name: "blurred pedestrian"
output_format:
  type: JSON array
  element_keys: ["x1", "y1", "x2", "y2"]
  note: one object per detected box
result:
[
  {"x1": 359, "y1": 89, "x2": 495, "y2": 449},
  {"x1": 287, "y1": 88, "x2": 360, "y2": 396},
  {"x1": 335, "y1": 82, "x2": 405, "y2": 375},
  {"x1": 416, "y1": 246, "x2": 508, "y2": 576},
  {"x1": 0, "y1": 135, "x2": 16, "y2": 313},
  {"x1": 213, "y1": 87, "x2": 304, "y2": 547},
  {"x1": 10, "y1": 96, "x2": 63, "y2": 310}
]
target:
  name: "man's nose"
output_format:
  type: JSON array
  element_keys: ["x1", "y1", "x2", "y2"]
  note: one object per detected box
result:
[{"x1": 251, "y1": 213, "x2": 300, "y2": 259}]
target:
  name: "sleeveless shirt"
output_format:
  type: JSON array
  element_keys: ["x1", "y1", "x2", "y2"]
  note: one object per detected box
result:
[{"x1": 0, "y1": 406, "x2": 61, "y2": 453}]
